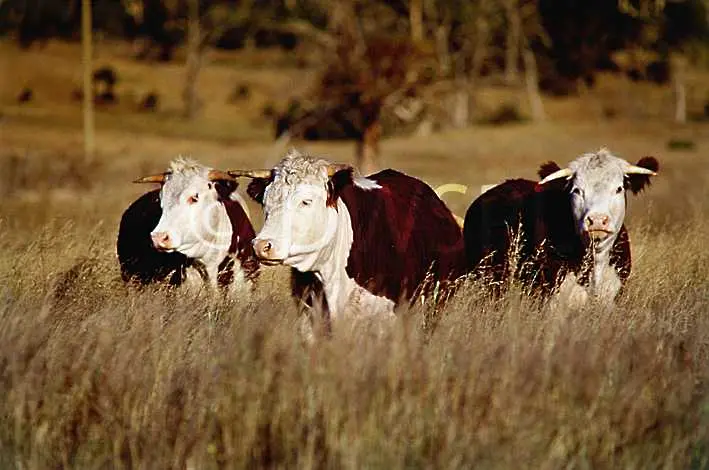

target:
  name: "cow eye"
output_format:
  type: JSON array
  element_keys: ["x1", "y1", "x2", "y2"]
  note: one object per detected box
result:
[
  {"x1": 615, "y1": 186, "x2": 624, "y2": 194},
  {"x1": 300, "y1": 199, "x2": 312, "y2": 207},
  {"x1": 187, "y1": 194, "x2": 199, "y2": 204}
]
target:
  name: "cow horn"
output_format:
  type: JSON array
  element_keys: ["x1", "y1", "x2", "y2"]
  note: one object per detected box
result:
[
  {"x1": 207, "y1": 169, "x2": 237, "y2": 182},
  {"x1": 226, "y1": 169, "x2": 273, "y2": 179},
  {"x1": 538, "y1": 167, "x2": 573, "y2": 185},
  {"x1": 326, "y1": 163, "x2": 352, "y2": 177},
  {"x1": 133, "y1": 173, "x2": 168, "y2": 184},
  {"x1": 625, "y1": 165, "x2": 657, "y2": 176}
]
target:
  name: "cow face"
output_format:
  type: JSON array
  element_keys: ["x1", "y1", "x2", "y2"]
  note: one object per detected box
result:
[
  {"x1": 245, "y1": 152, "x2": 354, "y2": 272},
  {"x1": 136, "y1": 158, "x2": 238, "y2": 259},
  {"x1": 538, "y1": 148, "x2": 658, "y2": 247}
]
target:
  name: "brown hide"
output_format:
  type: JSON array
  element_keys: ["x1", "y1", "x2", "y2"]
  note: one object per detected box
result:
[{"x1": 291, "y1": 169, "x2": 467, "y2": 309}]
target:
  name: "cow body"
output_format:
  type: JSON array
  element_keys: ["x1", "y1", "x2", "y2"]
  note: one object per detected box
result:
[
  {"x1": 119, "y1": 158, "x2": 259, "y2": 292},
  {"x1": 244, "y1": 150, "x2": 466, "y2": 321},
  {"x1": 463, "y1": 148, "x2": 658, "y2": 303}
]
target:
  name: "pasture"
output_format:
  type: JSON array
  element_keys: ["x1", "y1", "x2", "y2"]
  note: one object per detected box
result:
[{"x1": 1, "y1": 40, "x2": 709, "y2": 468}]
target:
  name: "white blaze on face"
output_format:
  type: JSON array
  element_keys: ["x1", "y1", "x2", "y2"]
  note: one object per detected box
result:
[
  {"x1": 253, "y1": 155, "x2": 343, "y2": 271},
  {"x1": 565, "y1": 150, "x2": 635, "y2": 248},
  {"x1": 150, "y1": 159, "x2": 232, "y2": 262},
  {"x1": 252, "y1": 150, "x2": 388, "y2": 318}
]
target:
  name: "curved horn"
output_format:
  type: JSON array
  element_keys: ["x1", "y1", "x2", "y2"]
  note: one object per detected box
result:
[
  {"x1": 133, "y1": 173, "x2": 168, "y2": 184},
  {"x1": 326, "y1": 163, "x2": 352, "y2": 177},
  {"x1": 538, "y1": 167, "x2": 573, "y2": 185},
  {"x1": 207, "y1": 169, "x2": 237, "y2": 182},
  {"x1": 624, "y1": 165, "x2": 657, "y2": 176},
  {"x1": 226, "y1": 169, "x2": 273, "y2": 179}
]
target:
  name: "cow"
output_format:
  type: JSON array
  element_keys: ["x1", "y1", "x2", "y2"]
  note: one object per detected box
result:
[
  {"x1": 118, "y1": 188, "x2": 189, "y2": 286},
  {"x1": 463, "y1": 147, "x2": 658, "y2": 305},
  {"x1": 228, "y1": 149, "x2": 467, "y2": 323},
  {"x1": 118, "y1": 157, "x2": 259, "y2": 292}
]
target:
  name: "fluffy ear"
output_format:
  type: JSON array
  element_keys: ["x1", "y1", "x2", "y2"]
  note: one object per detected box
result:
[
  {"x1": 247, "y1": 177, "x2": 271, "y2": 205},
  {"x1": 214, "y1": 180, "x2": 238, "y2": 200},
  {"x1": 626, "y1": 156, "x2": 659, "y2": 195},
  {"x1": 538, "y1": 161, "x2": 562, "y2": 179},
  {"x1": 326, "y1": 167, "x2": 354, "y2": 207}
]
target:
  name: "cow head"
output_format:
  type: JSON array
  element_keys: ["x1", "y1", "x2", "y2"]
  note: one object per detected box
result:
[
  {"x1": 232, "y1": 149, "x2": 378, "y2": 272},
  {"x1": 134, "y1": 158, "x2": 238, "y2": 259},
  {"x1": 537, "y1": 148, "x2": 658, "y2": 248}
]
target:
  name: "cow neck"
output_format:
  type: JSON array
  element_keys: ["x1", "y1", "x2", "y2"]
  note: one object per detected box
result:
[
  {"x1": 576, "y1": 232, "x2": 618, "y2": 294},
  {"x1": 309, "y1": 198, "x2": 356, "y2": 318},
  {"x1": 194, "y1": 202, "x2": 233, "y2": 286},
  {"x1": 217, "y1": 199, "x2": 259, "y2": 288}
]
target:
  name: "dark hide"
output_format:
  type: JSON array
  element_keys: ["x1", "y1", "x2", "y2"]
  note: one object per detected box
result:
[
  {"x1": 217, "y1": 196, "x2": 259, "y2": 287},
  {"x1": 463, "y1": 179, "x2": 631, "y2": 297},
  {"x1": 292, "y1": 169, "x2": 467, "y2": 308},
  {"x1": 117, "y1": 189, "x2": 188, "y2": 286},
  {"x1": 117, "y1": 186, "x2": 259, "y2": 289}
]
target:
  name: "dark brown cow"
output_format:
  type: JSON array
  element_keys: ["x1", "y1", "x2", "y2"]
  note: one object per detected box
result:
[{"x1": 464, "y1": 148, "x2": 658, "y2": 303}]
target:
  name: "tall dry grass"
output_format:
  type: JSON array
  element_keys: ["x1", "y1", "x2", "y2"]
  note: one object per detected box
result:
[{"x1": 0, "y1": 167, "x2": 707, "y2": 470}]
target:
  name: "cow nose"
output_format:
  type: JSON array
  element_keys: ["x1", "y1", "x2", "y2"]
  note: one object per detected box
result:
[
  {"x1": 586, "y1": 214, "x2": 610, "y2": 230},
  {"x1": 253, "y1": 238, "x2": 274, "y2": 259},
  {"x1": 151, "y1": 231, "x2": 172, "y2": 250}
]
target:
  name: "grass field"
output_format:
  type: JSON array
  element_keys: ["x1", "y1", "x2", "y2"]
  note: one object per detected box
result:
[{"x1": 1, "y1": 39, "x2": 709, "y2": 468}]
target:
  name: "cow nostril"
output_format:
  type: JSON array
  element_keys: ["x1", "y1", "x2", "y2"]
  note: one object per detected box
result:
[
  {"x1": 602, "y1": 216, "x2": 610, "y2": 226},
  {"x1": 254, "y1": 239, "x2": 273, "y2": 257},
  {"x1": 151, "y1": 232, "x2": 171, "y2": 248}
]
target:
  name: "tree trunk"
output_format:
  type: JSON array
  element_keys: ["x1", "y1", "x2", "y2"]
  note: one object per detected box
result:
[
  {"x1": 523, "y1": 48, "x2": 546, "y2": 121},
  {"x1": 356, "y1": 119, "x2": 382, "y2": 176},
  {"x1": 470, "y1": 1, "x2": 490, "y2": 83},
  {"x1": 81, "y1": 0, "x2": 95, "y2": 162},
  {"x1": 435, "y1": 23, "x2": 451, "y2": 76},
  {"x1": 672, "y1": 54, "x2": 687, "y2": 124},
  {"x1": 410, "y1": 0, "x2": 423, "y2": 43},
  {"x1": 503, "y1": 0, "x2": 521, "y2": 85},
  {"x1": 182, "y1": 0, "x2": 202, "y2": 119}
]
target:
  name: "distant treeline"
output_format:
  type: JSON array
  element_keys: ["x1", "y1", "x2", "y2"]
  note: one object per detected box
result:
[{"x1": 2, "y1": 0, "x2": 708, "y2": 92}]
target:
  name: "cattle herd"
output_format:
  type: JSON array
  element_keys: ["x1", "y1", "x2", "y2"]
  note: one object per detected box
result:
[{"x1": 117, "y1": 147, "x2": 659, "y2": 328}]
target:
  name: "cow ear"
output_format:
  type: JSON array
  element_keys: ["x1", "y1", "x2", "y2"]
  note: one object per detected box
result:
[
  {"x1": 214, "y1": 180, "x2": 238, "y2": 200},
  {"x1": 626, "y1": 156, "x2": 659, "y2": 195},
  {"x1": 538, "y1": 161, "x2": 561, "y2": 180},
  {"x1": 247, "y1": 178, "x2": 270, "y2": 205},
  {"x1": 327, "y1": 168, "x2": 354, "y2": 207},
  {"x1": 535, "y1": 161, "x2": 567, "y2": 192}
]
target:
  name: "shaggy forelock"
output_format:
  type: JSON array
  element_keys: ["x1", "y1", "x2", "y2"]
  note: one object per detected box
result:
[
  {"x1": 161, "y1": 157, "x2": 211, "y2": 205},
  {"x1": 569, "y1": 147, "x2": 628, "y2": 182},
  {"x1": 274, "y1": 149, "x2": 331, "y2": 185},
  {"x1": 264, "y1": 150, "x2": 332, "y2": 204},
  {"x1": 167, "y1": 156, "x2": 210, "y2": 179}
]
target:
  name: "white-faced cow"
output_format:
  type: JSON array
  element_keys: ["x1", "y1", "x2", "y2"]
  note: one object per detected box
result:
[
  {"x1": 117, "y1": 158, "x2": 259, "y2": 292},
  {"x1": 229, "y1": 149, "x2": 466, "y2": 322},
  {"x1": 463, "y1": 147, "x2": 658, "y2": 304}
]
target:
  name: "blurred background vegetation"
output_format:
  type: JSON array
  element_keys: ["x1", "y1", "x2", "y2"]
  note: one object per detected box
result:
[{"x1": 2, "y1": 0, "x2": 709, "y2": 172}]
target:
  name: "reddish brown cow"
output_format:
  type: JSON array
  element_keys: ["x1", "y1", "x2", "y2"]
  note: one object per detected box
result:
[
  {"x1": 231, "y1": 150, "x2": 467, "y2": 322},
  {"x1": 464, "y1": 148, "x2": 658, "y2": 303},
  {"x1": 119, "y1": 158, "x2": 259, "y2": 291}
]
